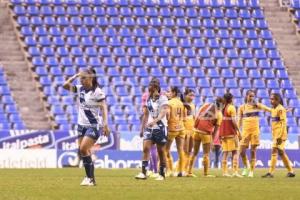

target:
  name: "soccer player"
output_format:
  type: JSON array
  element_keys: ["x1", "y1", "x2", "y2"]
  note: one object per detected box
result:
[
  {"x1": 63, "y1": 68, "x2": 110, "y2": 186},
  {"x1": 135, "y1": 81, "x2": 169, "y2": 181},
  {"x1": 219, "y1": 93, "x2": 243, "y2": 177},
  {"x1": 187, "y1": 97, "x2": 223, "y2": 177},
  {"x1": 165, "y1": 86, "x2": 187, "y2": 177},
  {"x1": 140, "y1": 78, "x2": 161, "y2": 178},
  {"x1": 182, "y1": 88, "x2": 196, "y2": 174},
  {"x1": 262, "y1": 93, "x2": 296, "y2": 178}
]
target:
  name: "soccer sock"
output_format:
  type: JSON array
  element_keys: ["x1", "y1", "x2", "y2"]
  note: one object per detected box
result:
[
  {"x1": 250, "y1": 158, "x2": 256, "y2": 172},
  {"x1": 150, "y1": 145, "x2": 158, "y2": 173},
  {"x1": 142, "y1": 160, "x2": 149, "y2": 175},
  {"x1": 269, "y1": 153, "x2": 277, "y2": 174},
  {"x1": 188, "y1": 155, "x2": 196, "y2": 174},
  {"x1": 203, "y1": 154, "x2": 209, "y2": 176},
  {"x1": 184, "y1": 152, "x2": 190, "y2": 172},
  {"x1": 166, "y1": 153, "x2": 173, "y2": 173},
  {"x1": 222, "y1": 159, "x2": 228, "y2": 174},
  {"x1": 159, "y1": 163, "x2": 166, "y2": 177},
  {"x1": 82, "y1": 155, "x2": 93, "y2": 178},
  {"x1": 241, "y1": 154, "x2": 249, "y2": 169},
  {"x1": 233, "y1": 156, "x2": 238, "y2": 173},
  {"x1": 178, "y1": 151, "x2": 185, "y2": 173},
  {"x1": 281, "y1": 153, "x2": 293, "y2": 173}
]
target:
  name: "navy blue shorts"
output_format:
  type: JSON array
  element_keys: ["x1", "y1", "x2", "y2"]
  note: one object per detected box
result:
[
  {"x1": 77, "y1": 125, "x2": 102, "y2": 140},
  {"x1": 143, "y1": 127, "x2": 167, "y2": 145}
]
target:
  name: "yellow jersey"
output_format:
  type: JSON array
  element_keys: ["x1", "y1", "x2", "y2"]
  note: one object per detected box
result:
[
  {"x1": 271, "y1": 104, "x2": 287, "y2": 140},
  {"x1": 183, "y1": 103, "x2": 195, "y2": 131},
  {"x1": 168, "y1": 97, "x2": 185, "y2": 132}
]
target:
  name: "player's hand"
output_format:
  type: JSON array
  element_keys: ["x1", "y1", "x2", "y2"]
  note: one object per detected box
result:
[
  {"x1": 286, "y1": 107, "x2": 293, "y2": 113},
  {"x1": 276, "y1": 138, "x2": 282, "y2": 145},
  {"x1": 103, "y1": 124, "x2": 110, "y2": 136}
]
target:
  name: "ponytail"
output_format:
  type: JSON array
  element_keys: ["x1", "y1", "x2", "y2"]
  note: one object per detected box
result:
[{"x1": 171, "y1": 86, "x2": 191, "y2": 112}]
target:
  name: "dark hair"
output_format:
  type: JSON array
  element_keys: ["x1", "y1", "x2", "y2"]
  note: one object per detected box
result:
[
  {"x1": 149, "y1": 81, "x2": 161, "y2": 94},
  {"x1": 171, "y1": 86, "x2": 191, "y2": 111},
  {"x1": 184, "y1": 87, "x2": 195, "y2": 96},
  {"x1": 271, "y1": 93, "x2": 284, "y2": 106},
  {"x1": 244, "y1": 89, "x2": 255, "y2": 103},
  {"x1": 223, "y1": 92, "x2": 233, "y2": 104},
  {"x1": 215, "y1": 97, "x2": 224, "y2": 110},
  {"x1": 150, "y1": 77, "x2": 160, "y2": 85},
  {"x1": 85, "y1": 67, "x2": 99, "y2": 91}
]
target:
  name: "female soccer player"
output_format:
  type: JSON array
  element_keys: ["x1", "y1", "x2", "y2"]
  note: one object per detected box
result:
[
  {"x1": 140, "y1": 78, "x2": 161, "y2": 178},
  {"x1": 262, "y1": 93, "x2": 295, "y2": 178},
  {"x1": 135, "y1": 81, "x2": 169, "y2": 181},
  {"x1": 219, "y1": 93, "x2": 242, "y2": 177},
  {"x1": 165, "y1": 86, "x2": 187, "y2": 177},
  {"x1": 63, "y1": 68, "x2": 110, "y2": 186},
  {"x1": 182, "y1": 88, "x2": 196, "y2": 174},
  {"x1": 187, "y1": 97, "x2": 223, "y2": 177}
]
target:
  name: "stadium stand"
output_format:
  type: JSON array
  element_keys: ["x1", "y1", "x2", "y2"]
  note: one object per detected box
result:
[
  {"x1": 0, "y1": 65, "x2": 25, "y2": 130},
  {"x1": 8, "y1": 0, "x2": 300, "y2": 134}
]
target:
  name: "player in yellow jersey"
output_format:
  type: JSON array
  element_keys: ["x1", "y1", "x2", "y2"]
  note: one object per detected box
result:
[
  {"x1": 182, "y1": 88, "x2": 196, "y2": 175},
  {"x1": 219, "y1": 93, "x2": 242, "y2": 177},
  {"x1": 165, "y1": 86, "x2": 187, "y2": 177},
  {"x1": 262, "y1": 93, "x2": 295, "y2": 178},
  {"x1": 187, "y1": 97, "x2": 224, "y2": 178},
  {"x1": 239, "y1": 90, "x2": 294, "y2": 178}
]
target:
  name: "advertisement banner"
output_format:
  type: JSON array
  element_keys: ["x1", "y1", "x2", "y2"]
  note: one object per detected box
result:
[
  {"x1": 57, "y1": 149, "x2": 300, "y2": 169},
  {"x1": 0, "y1": 149, "x2": 56, "y2": 168}
]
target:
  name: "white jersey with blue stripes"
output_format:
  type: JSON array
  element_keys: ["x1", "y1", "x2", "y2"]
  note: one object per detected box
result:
[
  {"x1": 75, "y1": 85, "x2": 105, "y2": 127},
  {"x1": 146, "y1": 95, "x2": 168, "y2": 129}
]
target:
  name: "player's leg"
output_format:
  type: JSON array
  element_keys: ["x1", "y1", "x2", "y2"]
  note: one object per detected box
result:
[
  {"x1": 149, "y1": 144, "x2": 158, "y2": 174},
  {"x1": 262, "y1": 147, "x2": 277, "y2": 178},
  {"x1": 136, "y1": 140, "x2": 152, "y2": 179},
  {"x1": 187, "y1": 138, "x2": 201, "y2": 177},
  {"x1": 203, "y1": 143, "x2": 214, "y2": 177},
  {"x1": 79, "y1": 135, "x2": 97, "y2": 185},
  {"x1": 175, "y1": 135, "x2": 185, "y2": 177},
  {"x1": 278, "y1": 148, "x2": 295, "y2": 177},
  {"x1": 232, "y1": 150, "x2": 242, "y2": 177},
  {"x1": 156, "y1": 143, "x2": 167, "y2": 180},
  {"x1": 214, "y1": 145, "x2": 221, "y2": 168},
  {"x1": 222, "y1": 151, "x2": 230, "y2": 177},
  {"x1": 248, "y1": 144, "x2": 258, "y2": 177},
  {"x1": 240, "y1": 133, "x2": 250, "y2": 176},
  {"x1": 165, "y1": 135, "x2": 175, "y2": 175}
]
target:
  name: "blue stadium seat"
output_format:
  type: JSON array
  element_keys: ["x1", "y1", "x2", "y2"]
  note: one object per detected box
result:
[
  {"x1": 262, "y1": 69, "x2": 275, "y2": 79},
  {"x1": 221, "y1": 39, "x2": 234, "y2": 49},
  {"x1": 253, "y1": 78, "x2": 266, "y2": 88},
  {"x1": 226, "y1": 49, "x2": 239, "y2": 59},
  {"x1": 266, "y1": 80, "x2": 279, "y2": 89},
  {"x1": 211, "y1": 78, "x2": 224, "y2": 88},
  {"x1": 250, "y1": 40, "x2": 262, "y2": 49},
  {"x1": 281, "y1": 80, "x2": 293, "y2": 89},
  {"x1": 183, "y1": 78, "x2": 196, "y2": 88},
  {"x1": 235, "y1": 69, "x2": 248, "y2": 79},
  {"x1": 249, "y1": 69, "x2": 262, "y2": 79},
  {"x1": 221, "y1": 69, "x2": 234, "y2": 78},
  {"x1": 225, "y1": 79, "x2": 238, "y2": 88},
  {"x1": 169, "y1": 77, "x2": 181, "y2": 87},
  {"x1": 216, "y1": 59, "x2": 229, "y2": 68},
  {"x1": 256, "y1": 89, "x2": 269, "y2": 98},
  {"x1": 164, "y1": 68, "x2": 177, "y2": 77},
  {"x1": 207, "y1": 68, "x2": 219, "y2": 78},
  {"x1": 239, "y1": 79, "x2": 251, "y2": 89},
  {"x1": 245, "y1": 59, "x2": 258, "y2": 69},
  {"x1": 284, "y1": 89, "x2": 298, "y2": 99},
  {"x1": 230, "y1": 59, "x2": 243, "y2": 69}
]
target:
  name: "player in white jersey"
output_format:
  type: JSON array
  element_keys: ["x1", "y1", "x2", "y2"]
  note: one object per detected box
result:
[
  {"x1": 135, "y1": 81, "x2": 169, "y2": 181},
  {"x1": 63, "y1": 68, "x2": 110, "y2": 186}
]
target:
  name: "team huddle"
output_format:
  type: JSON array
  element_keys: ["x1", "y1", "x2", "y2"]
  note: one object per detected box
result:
[{"x1": 135, "y1": 78, "x2": 296, "y2": 181}]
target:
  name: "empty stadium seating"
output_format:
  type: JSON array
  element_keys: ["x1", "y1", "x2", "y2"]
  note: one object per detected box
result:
[
  {"x1": 0, "y1": 66, "x2": 25, "y2": 130},
  {"x1": 10, "y1": 0, "x2": 300, "y2": 134}
]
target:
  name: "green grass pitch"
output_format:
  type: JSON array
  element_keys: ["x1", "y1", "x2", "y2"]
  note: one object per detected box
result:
[{"x1": 0, "y1": 169, "x2": 299, "y2": 200}]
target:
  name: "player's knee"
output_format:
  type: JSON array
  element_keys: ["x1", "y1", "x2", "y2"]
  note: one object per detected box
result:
[
  {"x1": 278, "y1": 149, "x2": 284, "y2": 156},
  {"x1": 79, "y1": 148, "x2": 89, "y2": 156}
]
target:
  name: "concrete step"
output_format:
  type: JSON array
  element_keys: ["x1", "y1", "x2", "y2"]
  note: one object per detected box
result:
[{"x1": 0, "y1": 55, "x2": 25, "y2": 61}]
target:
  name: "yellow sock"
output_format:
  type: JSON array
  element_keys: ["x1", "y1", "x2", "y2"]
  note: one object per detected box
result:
[
  {"x1": 222, "y1": 159, "x2": 228, "y2": 174},
  {"x1": 233, "y1": 155, "x2": 239, "y2": 173},
  {"x1": 166, "y1": 153, "x2": 173, "y2": 173},
  {"x1": 188, "y1": 155, "x2": 196, "y2": 174},
  {"x1": 269, "y1": 153, "x2": 277, "y2": 174},
  {"x1": 250, "y1": 158, "x2": 256, "y2": 171},
  {"x1": 281, "y1": 153, "x2": 293, "y2": 173},
  {"x1": 242, "y1": 154, "x2": 249, "y2": 168},
  {"x1": 184, "y1": 152, "x2": 190, "y2": 172},
  {"x1": 203, "y1": 154, "x2": 209, "y2": 176},
  {"x1": 178, "y1": 151, "x2": 185, "y2": 173}
]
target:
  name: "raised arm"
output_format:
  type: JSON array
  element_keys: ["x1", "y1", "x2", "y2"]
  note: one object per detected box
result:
[{"x1": 63, "y1": 72, "x2": 81, "y2": 92}]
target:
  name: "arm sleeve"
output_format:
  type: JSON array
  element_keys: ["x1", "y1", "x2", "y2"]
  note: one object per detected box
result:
[
  {"x1": 257, "y1": 103, "x2": 272, "y2": 112},
  {"x1": 216, "y1": 111, "x2": 223, "y2": 126},
  {"x1": 95, "y1": 88, "x2": 106, "y2": 102}
]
